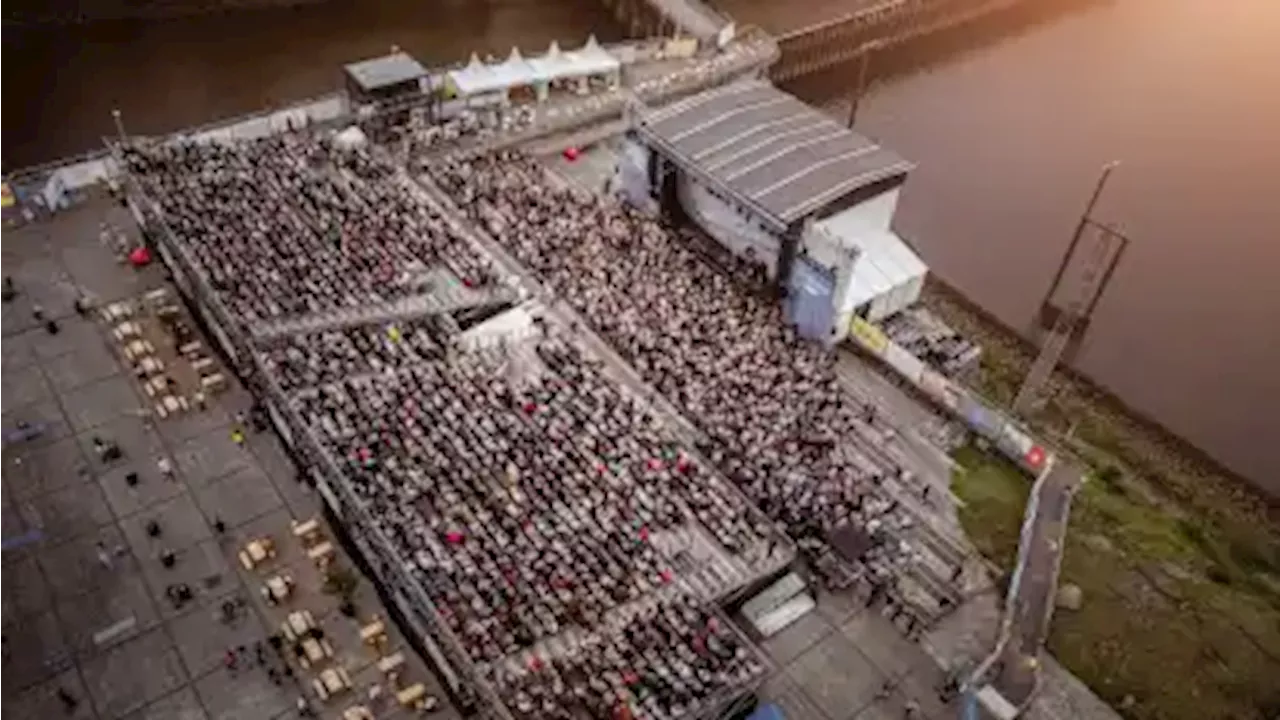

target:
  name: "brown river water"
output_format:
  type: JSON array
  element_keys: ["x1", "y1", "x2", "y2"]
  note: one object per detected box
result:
[{"x1": 4, "y1": 0, "x2": 1277, "y2": 489}]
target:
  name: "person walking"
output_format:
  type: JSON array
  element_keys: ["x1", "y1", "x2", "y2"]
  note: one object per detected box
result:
[
  {"x1": 156, "y1": 455, "x2": 175, "y2": 481},
  {"x1": 95, "y1": 541, "x2": 114, "y2": 570}
]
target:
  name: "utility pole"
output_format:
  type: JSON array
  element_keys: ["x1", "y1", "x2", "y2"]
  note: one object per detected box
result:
[
  {"x1": 847, "y1": 41, "x2": 882, "y2": 129},
  {"x1": 1013, "y1": 162, "x2": 1128, "y2": 415}
]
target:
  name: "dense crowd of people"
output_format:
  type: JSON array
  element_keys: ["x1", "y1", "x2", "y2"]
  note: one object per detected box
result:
[
  {"x1": 265, "y1": 322, "x2": 771, "y2": 717},
  {"x1": 125, "y1": 128, "x2": 919, "y2": 719},
  {"x1": 433, "y1": 151, "x2": 916, "y2": 586},
  {"x1": 122, "y1": 137, "x2": 496, "y2": 332}
]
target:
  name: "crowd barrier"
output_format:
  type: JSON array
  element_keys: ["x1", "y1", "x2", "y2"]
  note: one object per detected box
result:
[{"x1": 847, "y1": 316, "x2": 1051, "y2": 474}]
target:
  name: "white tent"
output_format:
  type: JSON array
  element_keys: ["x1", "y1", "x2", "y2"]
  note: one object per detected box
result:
[
  {"x1": 529, "y1": 35, "x2": 620, "y2": 84},
  {"x1": 449, "y1": 49, "x2": 538, "y2": 97},
  {"x1": 449, "y1": 53, "x2": 503, "y2": 97},
  {"x1": 491, "y1": 47, "x2": 538, "y2": 86},
  {"x1": 575, "y1": 35, "x2": 621, "y2": 77}
]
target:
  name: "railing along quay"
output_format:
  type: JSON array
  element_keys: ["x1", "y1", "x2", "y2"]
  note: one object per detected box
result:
[{"x1": 769, "y1": 0, "x2": 1028, "y2": 82}]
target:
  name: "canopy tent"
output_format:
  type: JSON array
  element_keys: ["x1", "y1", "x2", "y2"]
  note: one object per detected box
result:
[
  {"x1": 528, "y1": 35, "x2": 621, "y2": 83},
  {"x1": 448, "y1": 49, "x2": 539, "y2": 98}
]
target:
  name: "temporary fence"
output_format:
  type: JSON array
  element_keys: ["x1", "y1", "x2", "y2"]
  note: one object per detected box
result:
[{"x1": 846, "y1": 314, "x2": 1051, "y2": 475}]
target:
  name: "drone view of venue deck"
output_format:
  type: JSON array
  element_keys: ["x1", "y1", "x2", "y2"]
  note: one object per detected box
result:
[{"x1": 5, "y1": 4, "x2": 1184, "y2": 720}]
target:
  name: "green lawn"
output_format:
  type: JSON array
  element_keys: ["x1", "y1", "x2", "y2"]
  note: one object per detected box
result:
[
  {"x1": 950, "y1": 444, "x2": 1030, "y2": 569},
  {"x1": 952, "y1": 444, "x2": 1280, "y2": 720}
]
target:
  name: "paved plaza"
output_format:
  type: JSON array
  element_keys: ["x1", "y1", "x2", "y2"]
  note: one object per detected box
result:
[{"x1": 3, "y1": 196, "x2": 458, "y2": 720}]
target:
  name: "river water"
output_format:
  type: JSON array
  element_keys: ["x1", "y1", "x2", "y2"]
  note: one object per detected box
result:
[{"x1": 4, "y1": 0, "x2": 1276, "y2": 487}]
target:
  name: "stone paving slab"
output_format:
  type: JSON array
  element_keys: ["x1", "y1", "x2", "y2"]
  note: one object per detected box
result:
[
  {"x1": 761, "y1": 609, "x2": 837, "y2": 667},
  {"x1": 136, "y1": 540, "x2": 235, "y2": 621},
  {"x1": 5, "y1": 667, "x2": 99, "y2": 720},
  {"x1": 2, "y1": 555, "x2": 54, "y2": 621},
  {"x1": 122, "y1": 687, "x2": 210, "y2": 720},
  {"x1": 19, "y1": 481, "x2": 117, "y2": 546},
  {"x1": 194, "y1": 465, "x2": 284, "y2": 529},
  {"x1": 37, "y1": 524, "x2": 137, "y2": 598},
  {"x1": 156, "y1": 403, "x2": 233, "y2": 445},
  {"x1": 814, "y1": 586, "x2": 868, "y2": 627},
  {"x1": 2, "y1": 503, "x2": 31, "y2": 548},
  {"x1": 96, "y1": 459, "x2": 189, "y2": 519},
  {"x1": 193, "y1": 660, "x2": 294, "y2": 720},
  {"x1": 29, "y1": 321, "x2": 110, "y2": 362},
  {"x1": 73, "y1": 415, "x2": 168, "y2": 468},
  {"x1": 61, "y1": 376, "x2": 146, "y2": 433},
  {"x1": 2, "y1": 609, "x2": 72, "y2": 691},
  {"x1": 168, "y1": 592, "x2": 271, "y2": 677},
  {"x1": 785, "y1": 633, "x2": 884, "y2": 720},
  {"x1": 2, "y1": 363, "x2": 53, "y2": 412},
  {"x1": 0, "y1": 301, "x2": 40, "y2": 338},
  {"x1": 55, "y1": 570, "x2": 162, "y2": 657},
  {"x1": 4, "y1": 435, "x2": 94, "y2": 500},
  {"x1": 118, "y1": 491, "x2": 213, "y2": 556},
  {"x1": 758, "y1": 672, "x2": 832, "y2": 720},
  {"x1": 171, "y1": 433, "x2": 257, "y2": 489},
  {"x1": 45, "y1": 341, "x2": 125, "y2": 393},
  {"x1": 3, "y1": 399, "x2": 75, "y2": 447},
  {"x1": 80, "y1": 627, "x2": 190, "y2": 719},
  {"x1": 842, "y1": 607, "x2": 921, "y2": 680},
  {"x1": 1, "y1": 327, "x2": 41, "y2": 368}
]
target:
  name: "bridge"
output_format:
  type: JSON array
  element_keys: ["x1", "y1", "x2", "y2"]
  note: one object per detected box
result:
[{"x1": 769, "y1": 0, "x2": 1029, "y2": 82}]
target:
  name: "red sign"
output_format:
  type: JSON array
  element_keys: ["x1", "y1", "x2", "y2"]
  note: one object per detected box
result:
[{"x1": 1025, "y1": 446, "x2": 1047, "y2": 469}]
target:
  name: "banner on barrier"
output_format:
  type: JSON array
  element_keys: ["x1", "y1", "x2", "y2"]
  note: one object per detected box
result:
[
  {"x1": 958, "y1": 394, "x2": 1003, "y2": 439},
  {"x1": 920, "y1": 370, "x2": 963, "y2": 413},
  {"x1": 848, "y1": 317, "x2": 888, "y2": 356},
  {"x1": 998, "y1": 423, "x2": 1034, "y2": 458},
  {"x1": 883, "y1": 342, "x2": 925, "y2": 385}
]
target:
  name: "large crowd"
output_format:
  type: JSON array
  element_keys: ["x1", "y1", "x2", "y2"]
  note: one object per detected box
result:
[
  {"x1": 124, "y1": 122, "x2": 928, "y2": 719},
  {"x1": 432, "y1": 151, "x2": 916, "y2": 585},
  {"x1": 123, "y1": 137, "x2": 496, "y2": 332},
  {"x1": 263, "y1": 322, "x2": 775, "y2": 648},
  {"x1": 128, "y1": 133, "x2": 777, "y2": 719}
]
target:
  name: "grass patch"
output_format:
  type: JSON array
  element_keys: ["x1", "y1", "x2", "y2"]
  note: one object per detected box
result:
[
  {"x1": 950, "y1": 444, "x2": 1030, "y2": 569},
  {"x1": 953, "y1": 445, "x2": 1280, "y2": 720},
  {"x1": 924, "y1": 280, "x2": 1280, "y2": 719}
]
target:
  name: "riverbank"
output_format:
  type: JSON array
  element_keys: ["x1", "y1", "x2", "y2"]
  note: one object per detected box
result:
[{"x1": 932, "y1": 274, "x2": 1280, "y2": 720}]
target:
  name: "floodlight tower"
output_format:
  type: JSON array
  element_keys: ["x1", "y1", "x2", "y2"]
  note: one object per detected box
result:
[{"x1": 1013, "y1": 162, "x2": 1130, "y2": 415}]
